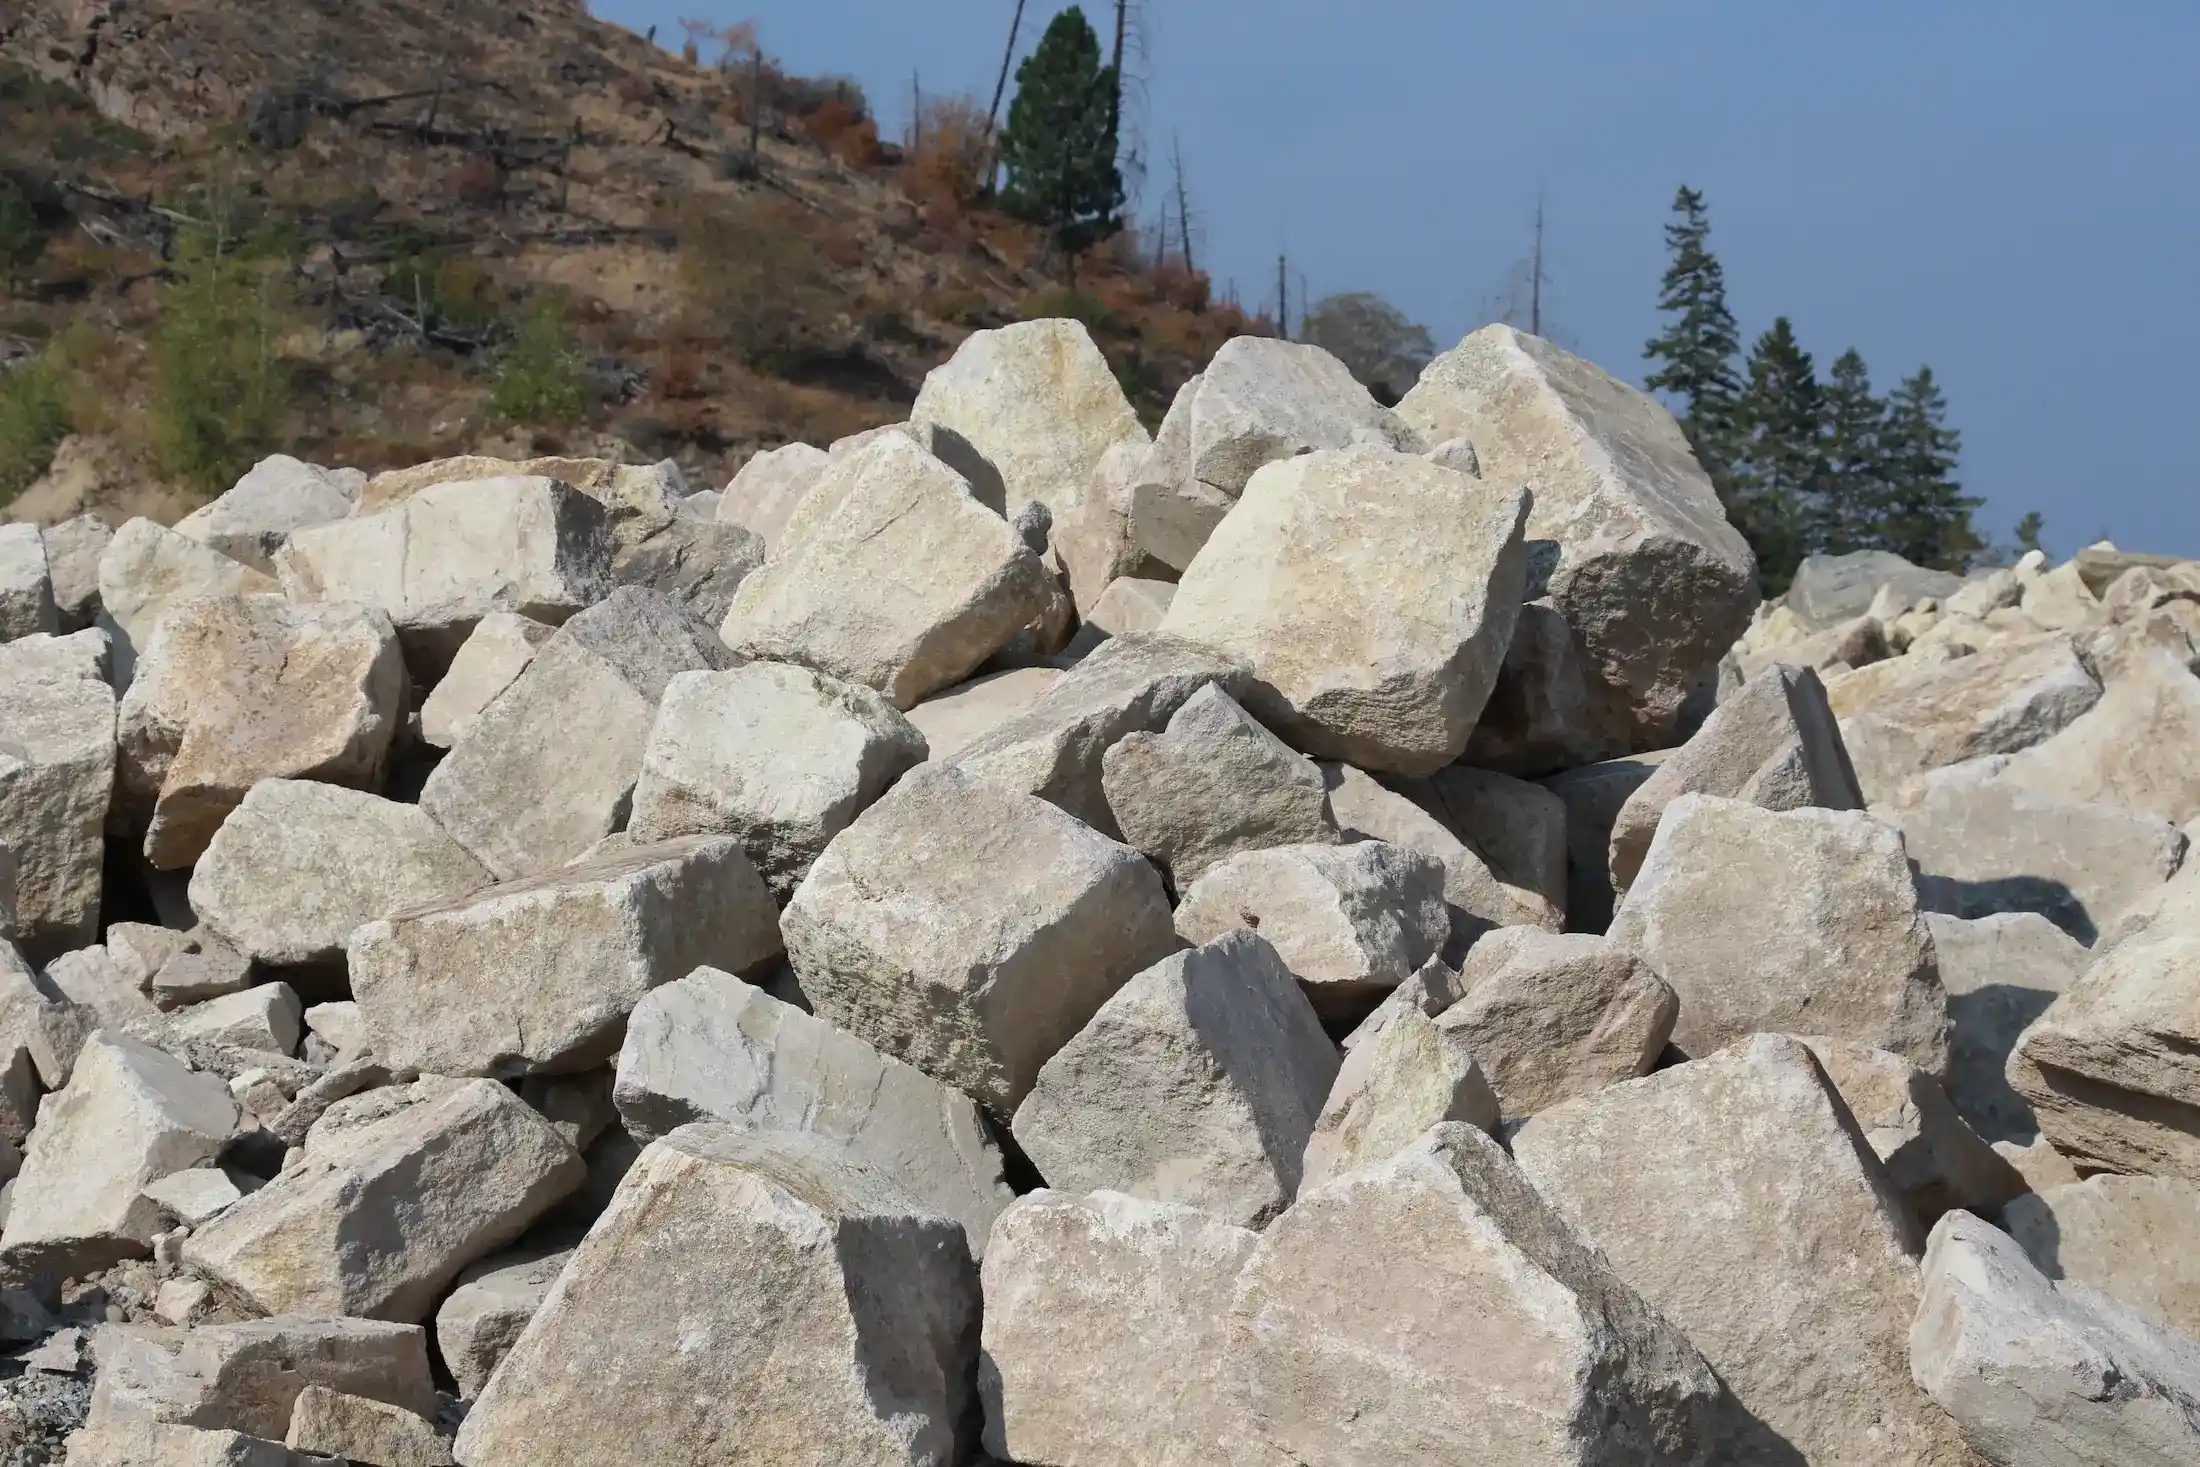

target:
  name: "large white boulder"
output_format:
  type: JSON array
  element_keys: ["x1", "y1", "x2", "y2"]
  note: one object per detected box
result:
[
  {"x1": 0, "y1": 521, "x2": 57, "y2": 641},
  {"x1": 96, "y1": 517, "x2": 278, "y2": 687},
  {"x1": 717, "y1": 441, "x2": 831, "y2": 547},
  {"x1": 415, "y1": 612, "x2": 555, "y2": 750},
  {"x1": 2004, "y1": 1175, "x2": 2200, "y2": 1341},
  {"x1": 173, "y1": 455, "x2": 360, "y2": 573},
  {"x1": 0, "y1": 630, "x2": 115, "y2": 959}
]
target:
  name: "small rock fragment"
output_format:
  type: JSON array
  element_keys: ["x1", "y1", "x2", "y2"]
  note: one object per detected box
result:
[{"x1": 1300, "y1": 1007, "x2": 1496, "y2": 1188}]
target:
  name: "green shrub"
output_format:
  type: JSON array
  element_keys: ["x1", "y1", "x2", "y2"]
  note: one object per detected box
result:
[
  {"x1": 0, "y1": 353, "x2": 69, "y2": 506},
  {"x1": 491, "y1": 303, "x2": 590, "y2": 426},
  {"x1": 147, "y1": 224, "x2": 294, "y2": 494}
]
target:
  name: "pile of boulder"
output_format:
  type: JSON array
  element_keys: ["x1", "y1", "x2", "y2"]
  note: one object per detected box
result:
[{"x1": 2, "y1": 318, "x2": 2197, "y2": 1466}]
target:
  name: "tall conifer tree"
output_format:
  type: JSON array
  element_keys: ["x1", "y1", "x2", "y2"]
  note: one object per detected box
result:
[
  {"x1": 1731, "y1": 317, "x2": 1823, "y2": 594},
  {"x1": 1880, "y1": 366, "x2": 1980, "y2": 571},
  {"x1": 997, "y1": 8, "x2": 1124, "y2": 273},
  {"x1": 1816, "y1": 348, "x2": 1886, "y2": 555},
  {"x1": 1643, "y1": 186, "x2": 1742, "y2": 489}
]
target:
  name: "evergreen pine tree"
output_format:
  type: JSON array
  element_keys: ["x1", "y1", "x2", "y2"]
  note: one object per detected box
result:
[
  {"x1": 996, "y1": 8, "x2": 1125, "y2": 272},
  {"x1": 2013, "y1": 511, "x2": 2046, "y2": 557},
  {"x1": 1816, "y1": 348, "x2": 1887, "y2": 555},
  {"x1": 1643, "y1": 186, "x2": 1742, "y2": 489},
  {"x1": 1879, "y1": 366, "x2": 1981, "y2": 572},
  {"x1": 1730, "y1": 317, "x2": 1823, "y2": 594}
]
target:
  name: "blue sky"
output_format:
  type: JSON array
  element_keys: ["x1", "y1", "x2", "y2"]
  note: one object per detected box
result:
[{"x1": 592, "y1": 0, "x2": 2200, "y2": 557}]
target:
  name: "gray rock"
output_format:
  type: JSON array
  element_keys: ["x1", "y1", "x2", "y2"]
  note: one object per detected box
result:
[
  {"x1": 182, "y1": 1077, "x2": 583, "y2": 1322},
  {"x1": 1229, "y1": 1122, "x2": 1729, "y2": 1467},
  {"x1": 1608, "y1": 662, "x2": 1862, "y2": 899},
  {"x1": 1786, "y1": 550, "x2": 1964, "y2": 630},
  {"x1": 0, "y1": 522, "x2": 57, "y2": 642},
  {"x1": 608, "y1": 514, "x2": 765, "y2": 625},
  {"x1": 1397, "y1": 326, "x2": 1759, "y2": 760},
  {"x1": 1300, "y1": 1007, "x2": 1496, "y2": 1189},
  {"x1": 613, "y1": 966, "x2": 1012, "y2": 1254},
  {"x1": 39, "y1": 512, "x2": 113, "y2": 630},
  {"x1": 415, "y1": 612, "x2": 556, "y2": 750},
  {"x1": 2004, "y1": 1175, "x2": 2200, "y2": 1341},
  {"x1": 434, "y1": 1243, "x2": 575, "y2": 1401},
  {"x1": 190, "y1": 781, "x2": 491, "y2": 968},
  {"x1": 1389, "y1": 763, "x2": 1571, "y2": 927},
  {"x1": 1911, "y1": 1208, "x2": 2200, "y2": 1467},
  {"x1": 782, "y1": 762, "x2": 1177, "y2": 1114},
  {"x1": 350, "y1": 834, "x2": 779, "y2": 1079},
  {"x1": 452, "y1": 1126, "x2": 980, "y2": 1467},
  {"x1": 903, "y1": 666, "x2": 1062, "y2": 762},
  {"x1": 418, "y1": 587, "x2": 738, "y2": 880},
  {"x1": 1437, "y1": 929, "x2": 1676, "y2": 1116},
  {"x1": 0, "y1": 631, "x2": 116, "y2": 960},
  {"x1": 1797, "y1": 1035, "x2": 2025, "y2": 1228},
  {"x1": 717, "y1": 442, "x2": 831, "y2": 547},
  {"x1": 1609, "y1": 795, "x2": 1951, "y2": 1074},
  {"x1": 61, "y1": 1422, "x2": 322, "y2": 1465},
  {"x1": 1318, "y1": 762, "x2": 1551, "y2": 952},
  {"x1": 1100, "y1": 682, "x2": 1338, "y2": 886},
  {"x1": 1012, "y1": 932, "x2": 1338, "y2": 1228},
  {"x1": 1538, "y1": 751, "x2": 1669, "y2": 935},
  {"x1": 285, "y1": 1384, "x2": 451, "y2": 1465},
  {"x1": 1514, "y1": 1034, "x2": 1977, "y2": 1466},
  {"x1": 173, "y1": 455, "x2": 359, "y2": 574},
  {"x1": 1338, "y1": 955, "x2": 1466, "y2": 1053},
  {"x1": 1085, "y1": 575, "x2": 1177, "y2": 638},
  {"x1": 947, "y1": 630, "x2": 1251, "y2": 836},
  {"x1": 0, "y1": 939, "x2": 94, "y2": 1088},
  {"x1": 1927, "y1": 911, "x2": 2088, "y2": 1144},
  {"x1": 141, "y1": 1167, "x2": 247, "y2": 1227},
  {"x1": 627, "y1": 662, "x2": 928, "y2": 896},
  {"x1": 96, "y1": 517, "x2": 278, "y2": 687},
  {"x1": 1172, "y1": 841, "x2": 1451, "y2": 1021},
  {"x1": 1991, "y1": 647, "x2": 2200, "y2": 827},
  {"x1": 146, "y1": 930, "x2": 256, "y2": 1009},
  {"x1": 169, "y1": 983, "x2": 304, "y2": 1055},
  {"x1": 1159, "y1": 446, "x2": 1528, "y2": 775}
]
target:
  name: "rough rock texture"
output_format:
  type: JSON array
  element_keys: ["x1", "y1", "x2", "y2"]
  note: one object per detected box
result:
[
  {"x1": 1825, "y1": 633, "x2": 2103, "y2": 805},
  {"x1": 434, "y1": 1244, "x2": 575, "y2": 1402},
  {"x1": 626, "y1": 662, "x2": 928, "y2": 896},
  {"x1": 2004, "y1": 1176, "x2": 2200, "y2": 1340},
  {"x1": 1436, "y1": 929, "x2": 1676, "y2": 1116},
  {"x1": 1172, "y1": 841, "x2": 1451, "y2": 1021},
  {"x1": 173, "y1": 456, "x2": 359, "y2": 573},
  {"x1": 117, "y1": 594, "x2": 406, "y2": 868},
  {"x1": 451, "y1": 1126, "x2": 980, "y2": 1467},
  {"x1": 907, "y1": 317, "x2": 1146, "y2": 522},
  {"x1": 2009, "y1": 925, "x2": 2200, "y2": 1182},
  {"x1": 1788, "y1": 550, "x2": 1964, "y2": 630},
  {"x1": 607, "y1": 513, "x2": 763, "y2": 625},
  {"x1": 96, "y1": 517, "x2": 279, "y2": 686},
  {"x1": 1911, "y1": 1209, "x2": 2200, "y2": 1467},
  {"x1": 284, "y1": 1384, "x2": 452, "y2": 1466},
  {"x1": 38, "y1": 512, "x2": 112, "y2": 631},
  {"x1": 1609, "y1": 662, "x2": 1862, "y2": 898},
  {"x1": 1389, "y1": 763, "x2": 1571, "y2": 928},
  {"x1": 612, "y1": 966, "x2": 1012, "y2": 1253},
  {"x1": 181, "y1": 1077, "x2": 583, "y2": 1322},
  {"x1": 61, "y1": 1421, "x2": 318, "y2": 1465},
  {"x1": 415, "y1": 612, "x2": 554, "y2": 749},
  {"x1": 0, "y1": 1032, "x2": 235, "y2": 1274},
  {"x1": 1299, "y1": 1007, "x2": 1497, "y2": 1188},
  {"x1": 719, "y1": 433, "x2": 1051, "y2": 709},
  {"x1": 0, "y1": 522, "x2": 57, "y2": 641},
  {"x1": 717, "y1": 442, "x2": 831, "y2": 547},
  {"x1": 418, "y1": 587, "x2": 738, "y2": 880},
  {"x1": 947, "y1": 631, "x2": 1250, "y2": 836},
  {"x1": 1099, "y1": 682, "x2": 1338, "y2": 885},
  {"x1": 169, "y1": 983, "x2": 305, "y2": 1054},
  {"x1": 274, "y1": 474, "x2": 613, "y2": 673},
  {"x1": 1396, "y1": 325, "x2": 1759, "y2": 763},
  {"x1": 1927, "y1": 911, "x2": 2088, "y2": 1144},
  {"x1": 1012, "y1": 932, "x2": 1339, "y2": 1228},
  {"x1": 350, "y1": 835, "x2": 779, "y2": 1078},
  {"x1": 1085, "y1": 575, "x2": 1177, "y2": 638},
  {"x1": 189, "y1": 781, "x2": 490, "y2": 967},
  {"x1": 1609, "y1": 795, "x2": 1951, "y2": 1074},
  {"x1": 903, "y1": 666, "x2": 1060, "y2": 761},
  {"x1": 0, "y1": 630, "x2": 115, "y2": 960},
  {"x1": 1228, "y1": 1123, "x2": 1729, "y2": 1467},
  {"x1": 1339, "y1": 955, "x2": 1466, "y2": 1053},
  {"x1": 1159, "y1": 445, "x2": 1528, "y2": 774},
  {"x1": 782, "y1": 762, "x2": 1177, "y2": 1114},
  {"x1": 1992, "y1": 648, "x2": 2200, "y2": 826},
  {"x1": 979, "y1": 1190, "x2": 1274, "y2": 1467},
  {"x1": 1513, "y1": 1034, "x2": 1978, "y2": 1466},
  {"x1": 1319, "y1": 762, "x2": 1553, "y2": 949},
  {"x1": 1797, "y1": 1036, "x2": 2025, "y2": 1228}
]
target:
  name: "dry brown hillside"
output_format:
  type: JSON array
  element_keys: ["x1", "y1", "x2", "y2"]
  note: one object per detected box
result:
[{"x1": 0, "y1": 0, "x2": 1257, "y2": 522}]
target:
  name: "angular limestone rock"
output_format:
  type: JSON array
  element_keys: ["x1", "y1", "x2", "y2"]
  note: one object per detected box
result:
[
  {"x1": 1911, "y1": 1209, "x2": 2200, "y2": 1467},
  {"x1": 190, "y1": 781, "x2": 490, "y2": 967},
  {"x1": 1608, "y1": 662, "x2": 1862, "y2": 898},
  {"x1": 0, "y1": 630, "x2": 116, "y2": 959},
  {"x1": 2004, "y1": 1176, "x2": 2200, "y2": 1343},
  {"x1": 415, "y1": 612, "x2": 554, "y2": 749},
  {"x1": 1320, "y1": 762, "x2": 1553, "y2": 949},
  {"x1": 1100, "y1": 682, "x2": 1338, "y2": 885},
  {"x1": 96, "y1": 517, "x2": 279, "y2": 687},
  {"x1": 1397, "y1": 326, "x2": 1759, "y2": 757},
  {"x1": 907, "y1": 317, "x2": 1146, "y2": 521},
  {"x1": 285, "y1": 1385, "x2": 452, "y2": 1466},
  {"x1": 1513, "y1": 1034, "x2": 1976, "y2": 1466},
  {"x1": 1229, "y1": 1123, "x2": 1728, "y2": 1467},
  {"x1": 1608, "y1": 795, "x2": 1950, "y2": 1074},
  {"x1": 717, "y1": 442, "x2": 831, "y2": 547},
  {"x1": 1172, "y1": 841, "x2": 1450, "y2": 1021},
  {"x1": 613, "y1": 966, "x2": 1012, "y2": 1253},
  {"x1": 947, "y1": 631, "x2": 1250, "y2": 835},
  {"x1": 1787, "y1": 549, "x2": 1963, "y2": 630},
  {"x1": 2010, "y1": 926, "x2": 2200, "y2": 1182},
  {"x1": 418, "y1": 587, "x2": 737, "y2": 880},
  {"x1": 1992, "y1": 648, "x2": 2200, "y2": 826},
  {"x1": 607, "y1": 515, "x2": 763, "y2": 625},
  {"x1": 59, "y1": 1422, "x2": 318, "y2": 1465},
  {"x1": 979, "y1": 1190, "x2": 1273, "y2": 1467},
  {"x1": 0, "y1": 522, "x2": 57, "y2": 641},
  {"x1": 1798, "y1": 1036, "x2": 2025, "y2": 1227},
  {"x1": 0, "y1": 1032, "x2": 236, "y2": 1273},
  {"x1": 1927, "y1": 911, "x2": 2087, "y2": 1144},
  {"x1": 1389, "y1": 763, "x2": 1571, "y2": 928},
  {"x1": 182, "y1": 1077, "x2": 583, "y2": 1322},
  {"x1": 782, "y1": 763, "x2": 1177, "y2": 1113},
  {"x1": 1086, "y1": 575, "x2": 1177, "y2": 637},
  {"x1": 1159, "y1": 446, "x2": 1528, "y2": 774},
  {"x1": 452, "y1": 1127, "x2": 980, "y2": 1467},
  {"x1": 1300, "y1": 1007, "x2": 1496, "y2": 1189},
  {"x1": 1338, "y1": 955, "x2": 1466, "y2": 1053},
  {"x1": 170, "y1": 983, "x2": 304, "y2": 1055},
  {"x1": 1825, "y1": 632, "x2": 2102, "y2": 804},
  {"x1": 1540, "y1": 753, "x2": 1670, "y2": 933},
  {"x1": 351, "y1": 835, "x2": 779, "y2": 1078},
  {"x1": 117, "y1": 594, "x2": 406, "y2": 869},
  {"x1": 904, "y1": 666, "x2": 1061, "y2": 761},
  {"x1": 720, "y1": 434, "x2": 1051, "y2": 709},
  {"x1": 1012, "y1": 932, "x2": 1339, "y2": 1228},
  {"x1": 40, "y1": 512, "x2": 112, "y2": 632},
  {"x1": 1437, "y1": 929, "x2": 1676, "y2": 1116},
  {"x1": 434, "y1": 1244, "x2": 575, "y2": 1401},
  {"x1": 0, "y1": 941, "x2": 94, "y2": 1088},
  {"x1": 173, "y1": 455, "x2": 359, "y2": 574},
  {"x1": 626, "y1": 662, "x2": 927, "y2": 896},
  {"x1": 275, "y1": 475, "x2": 613, "y2": 674}
]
